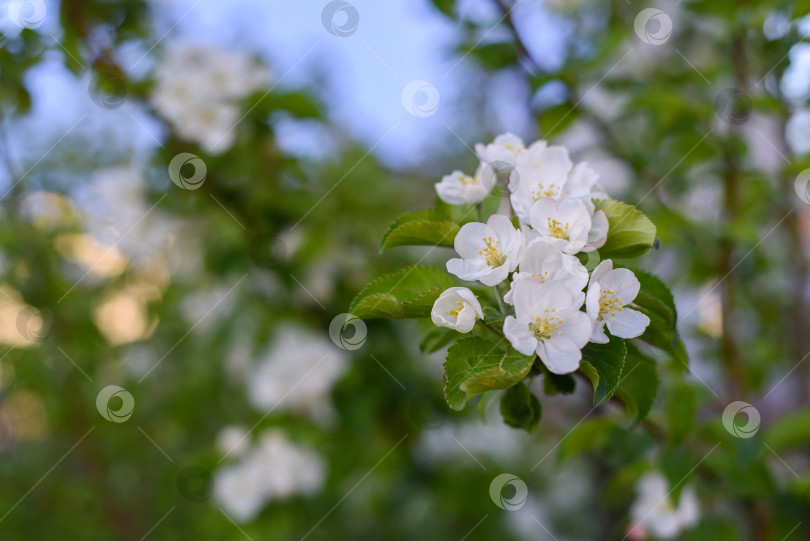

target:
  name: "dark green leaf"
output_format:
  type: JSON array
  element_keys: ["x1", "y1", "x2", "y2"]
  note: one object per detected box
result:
[
  {"x1": 349, "y1": 266, "x2": 453, "y2": 319},
  {"x1": 543, "y1": 371, "x2": 576, "y2": 395},
  {"x1": 444, "y1": 336, "x2": 535, "y2": 410},
  {"x1": 500, "y1": 382, "x2": 542, "y2": 432},
  {"x1": 380, "y1": 210, "x2": 462, "y2": 252},
  {"x1": 665, "y1": 380, "x2": 697, "y2": 444},
  {"x1": 579, "y1": 339, "x2": 628, "y2": 406},
  {"x1": 616, "y1": 343, "x2": 659, "y2": 424}
]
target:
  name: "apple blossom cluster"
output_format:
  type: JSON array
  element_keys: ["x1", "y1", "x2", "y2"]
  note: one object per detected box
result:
[
  {"x1": 628, "y1": 472, "x2": 700, "y2": 539},
  {"x1": 431, "y1": 133, "x2": 651, "y2": 374},
  {"x1": 214, "y1": 427, "x2": 325, "y2": 522},
  {"x1": 151, "y1": 43, "x2": 269, "y2": 154}
]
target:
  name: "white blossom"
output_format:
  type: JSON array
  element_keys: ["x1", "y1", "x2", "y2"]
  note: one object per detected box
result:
[
  {"x1": 629, "y1": 472, "x2": 700, "y2": 539},
  {"x1": 435, "y1": 166, "x2": 492, "y2": 205},
  {"x1": 528, "y1": 197, "x2": 600, "y2": 255},
  {"x1": 475, "y1": 132, "x2": 528, "y2": 167},
  {"x1": 503, "y1": 280, "x2": 592, "y2": 374},
  {"x1": 447, "y1": 214, "x2": 524, "y2": 286},
  {"x1": 151, "y1": 43, "x2": 268, "y2": 154},
  {"x1": 431, "y1": 287, "x2": 483, "y2": 333},
  {"x1": 247, "y1": 325, "x2": 347, "y2": 424},
  {"x1": 585, "y1": 260, "x2": 650, "y2": 343},
  {"x1": 504, "y1": 239, "x2": 588, "y2": 304},
  {"x1": 214, "y1": 430, "x2": 325, "y2": 523},
  {"x1": 509, "y1": 143, "x2": 573, "y2": 223}
]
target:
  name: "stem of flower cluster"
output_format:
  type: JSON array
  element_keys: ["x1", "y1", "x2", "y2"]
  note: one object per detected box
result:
[{"x1": 494, "y1": 284, "x2": 508, "y2": 316}]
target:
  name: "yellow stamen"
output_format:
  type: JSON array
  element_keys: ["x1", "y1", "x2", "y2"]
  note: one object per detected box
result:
[
  {"x1": 531, "y1": 183, "x2": 560, "y2": 201},
  {"x1": 478, "y1": 236, "x2": 506, "y2": 268},
  {"x1": 598, "y1": 289, "x2": 624, "y2": 319},
  {"x1": 529, "y1": 311, "x2": 564, "y2": 340},
  {"x1": 449, "y1": 301, "x2": 464, "y2": 318},
  {"x1": 546, "y1": 218, "x2": 569, "y2": 239},
  {"x1": 458, "y1": 175, "x2": 476, "y2": 186}
]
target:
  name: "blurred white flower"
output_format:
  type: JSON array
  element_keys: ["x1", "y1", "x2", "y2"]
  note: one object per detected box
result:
[
  {"x1": 78, "y1": 166, "x2": 175, "y2": 265},
  {"x1": 435, "y1": 168, "x2": 492, "y2": 205},
  {"x1": 585, "y1": 260, "x2": 650, "y2": 343},
  {"x1": 214, "y1": 429, "x2": 325, "y2": 523},
  {"x1": 431, "y1": 287, "x2": 483, "y2": 333},
  {"x1": 446, "y1": 214, "x2": 524, "y2": 286},
  {"x1": 151, "y1": 43, "x2": 269, "y2": 154},
  {"x1": 629, "y1": 472, "x2": 700, "y2": 539},
  {"x1": 247, "y1": 325, "x2": 348, "y2": 424},
  {"x1": 216, "y1": 425, "x2": 251, "y2": 458},
  {"x1": 475, "y1": 132, "x2": 529, "y2": 167}
]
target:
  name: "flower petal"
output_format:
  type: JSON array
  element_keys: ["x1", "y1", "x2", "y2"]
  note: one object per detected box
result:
[
  {"x1": 537, "y1": 336, "x2": 582, "y2": 374},
  {"x1": 605, "y1": 307, "x2": 650, "y2": 339},
  {"x1": 503, "y1": 316, "x2": 537, "y2": 355}
]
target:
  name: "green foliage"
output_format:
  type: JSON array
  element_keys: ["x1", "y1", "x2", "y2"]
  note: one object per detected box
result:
[
  {"x1": 443, "y1": 337, "x2": 535, "y2": 410},
  {"x1": 616, "y1": 344, "x2": 659, "y2": 425},
  {"x1": 380, "y1": 209, "x2": 462, "y2": 252},
  {"x1": 594, "y1": 199, "x2": 657, "y2": 259},
  {"x1": 579, "y1": 339, "x2": 628, "y2": 406},
  {"x1": 349, "y1": 266, "x2": 453, "y2": 319},
  {"x1": 500, "y1": 382, "x2": 542, "y2": 431}
]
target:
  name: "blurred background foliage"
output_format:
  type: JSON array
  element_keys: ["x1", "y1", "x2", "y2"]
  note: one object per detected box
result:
[{"x1": 0, "y1": 0, "x2": 809, "y2": 539}]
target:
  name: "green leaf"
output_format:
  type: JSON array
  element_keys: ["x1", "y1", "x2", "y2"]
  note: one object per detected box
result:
[
  {"x1": 616, "y1": 343, "x2": 659, "y2": 425},
  {"x1": 763, "y1": 409, "x2": 810, "y2": 451},
  {"x1": 430, "y1": 0, "x2": 455, "y2": 16},
  {"x1": 444, "y1": 336, "x2": 535, "y2": 411},
  {"x1": 420, "y1": 327, "x2": 458, "y2": 353},
  {"x1": 543, "y1": 371, "x2": 576, "y2": 395},
  {"x1": 380, "y1": 210, "x2": 462, "y2": 252},
  {"x1": 579, "y1": 339, "x2": 628, "y2": 406},
  {"x1": 349, "y1": 266, "x2": 453, "y2": 319},
  {"x1": 631, "y1": 269, "x2": 676, "y2": 327},
  {"x1": 557, "y1": 417, "x2": 614, "y2": 462},
  {"x1": 595, "y1": 199, "x2": 657, "y2": 259},
  {"x1": 469, "y1": 42, "x2": 519, "y2": 71},
  {"x1": 661, "y1": 448, "x2": 693, "y2": 503},
  {"x1": 538, "y1": 102, "x2": 578, "y2": 136},
  {"x1": 665, "y1": 380, "x2": 697, "y2": 444},
  {"x1": 500, "y1": 382, "x2": 542, "y2": 432}
]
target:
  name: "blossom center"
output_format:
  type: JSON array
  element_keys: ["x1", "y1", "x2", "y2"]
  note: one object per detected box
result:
[
  {"x1": 458, "y1": 175, "x2": 477, "y2": 186},
  {"x1": 598, "y1": 289, "x2": 624, "y2": 319},
  {"x1": 546, "y1": 218, "x2": 570, "y2": 239},
  {"x1": 529, "y1": 311, "x2": 562, "y2": 340},
  {"x1": 478, "y1": 236, "x2": 506, "y2": 268},
  {"x1": 532, "y1": 183, "x2": 560, "y2": 201},
  {"x1": 448, "y1": 301, "x2": 464, "y2": 318}
]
